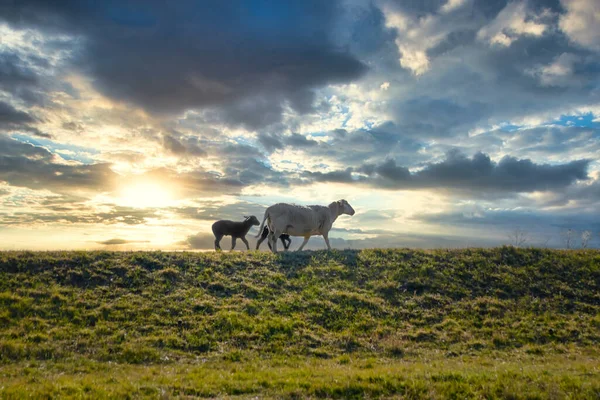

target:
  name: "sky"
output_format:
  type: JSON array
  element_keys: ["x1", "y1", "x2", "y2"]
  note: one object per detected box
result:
[{"x1": 0, "y1": 0, "x2": 599, "y2": 251}]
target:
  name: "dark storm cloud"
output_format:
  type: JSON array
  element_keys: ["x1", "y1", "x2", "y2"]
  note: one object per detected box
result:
[
  {"x1": 257, "y1": 132, "x2": 320, "y2": 153},
  {"x1": 286, "y1": 133, "x2": 319, "y2": 148},
  {"x1": 0, "y1": 52, "x2": 51, "y2": 136},
  {"x1": 0, "y1": 52, "x2": 39, "y2": 93},
  {"x1": 210, "y1": 96, "x2": 287, "y2": 131},
  {"x1": 412, "y1": 151, "x2": 589, "y2": 192},
  {"x1": 215, "y1": 142, "x2": 290, "y2": 187},
  {"x1": 0, "y1": 0, "x2": 367, "y2": 127},
  {"x1": 383, "y1": 0, "x2": 563, "y2": 20},
  {"x1": 303, "y1": 150, "x2": 589, "y2": 193},
  {"x1": 0, "y1": 51, "x2": 56, "y2": 109},
  {"x1": 0, "y1": 102, "x2": 50, "y2": 138},
  {"x1": 389, "y1": 98, "x2": 490, "y2": 138},
  {"x1": 257, "y1": 132, "x2": 284, "y2": 153},
  {"x1": 0, "y1": 101, "x2": 34, "y2": 126},
  {"x1": 320, "y1": 124, "x2": 427, "y2": 166},
  {"x1": 302, "y1": 168, "x2": 359, "y2": 184}
]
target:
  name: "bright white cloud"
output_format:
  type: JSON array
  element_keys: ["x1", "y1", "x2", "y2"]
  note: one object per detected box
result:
[
  {"x1": 380, "y1": 5, "x2": 446, "y2": 75},
  {"x1": 477, "y1": 2, "x2": 547, "y2": 47},
  {"x1": 559, "y1": 0, "x2": 600, "y2": 51},
  {"x1": 440, "y1": 0, "x2": 469, "y2": 14},
  {"x1": 527, "y1": 53, "x2": 581, "y2": 87}
]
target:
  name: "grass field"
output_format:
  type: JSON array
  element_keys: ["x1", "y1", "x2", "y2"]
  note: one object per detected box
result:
[{"x1": 1, "y1": 248, "x2": 599, "y2": 398}]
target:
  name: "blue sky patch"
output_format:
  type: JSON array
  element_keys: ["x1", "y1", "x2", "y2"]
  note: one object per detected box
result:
[{"x1": 552, "y1": 113, "x2": 598, "y2": 128}]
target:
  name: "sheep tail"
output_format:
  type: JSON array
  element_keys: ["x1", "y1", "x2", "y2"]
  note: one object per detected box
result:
[{"x1": 255, "y1": 210, "x2": 268, "y2": 238}]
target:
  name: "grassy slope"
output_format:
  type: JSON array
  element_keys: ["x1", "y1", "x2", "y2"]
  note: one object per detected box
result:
[{"x1": 0, "y1": 248, "x2": 599, "y2": 398}]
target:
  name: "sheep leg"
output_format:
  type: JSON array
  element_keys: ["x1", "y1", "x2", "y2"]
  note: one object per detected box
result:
[
  {"x1": 297, "y1": 235, "x2": 311, "y2": 251},
  {"x1": 214, "y1": 235, "x2": 223, "y2": 251},
  {"x1": 241, "y1": 237, "x2": 250, "y2": 250},
  {"x1": 270, "y1": 231, "x2": 280, "y2": 253},
  {"x1": 267, "y1": 231, "x2": 276, "y2": 252},
  {"x1": 323, "y1": 232, "x2": 332, "y2": 250},
  {"x1": 280, "y1": 236, "x2": 289, "y2": 251},
  {"x1": 230, "y1": 237, "x2": 237, "y2": 251},
  {"x1": 256, "y1": 235, "x2": 266, "y2": 250}
]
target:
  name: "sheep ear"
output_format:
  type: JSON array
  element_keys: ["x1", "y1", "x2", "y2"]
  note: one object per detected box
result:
[{"x1": 243, "y1": 215, "x2": 249, "y2": 219}]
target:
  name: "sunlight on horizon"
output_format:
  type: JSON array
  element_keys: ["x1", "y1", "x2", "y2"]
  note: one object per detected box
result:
[{"x1": 116, "y1": 181, "x2": 176, "y2": 209}]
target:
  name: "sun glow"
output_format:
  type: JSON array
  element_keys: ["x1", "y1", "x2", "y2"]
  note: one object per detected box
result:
[{"x1": 116, "y1": 181, "x2": 176, "y2": 208}]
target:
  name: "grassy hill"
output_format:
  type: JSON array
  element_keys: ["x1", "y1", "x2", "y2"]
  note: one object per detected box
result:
[{"x1": 1, "y1": 248, "x2": 599, "y2": 398}]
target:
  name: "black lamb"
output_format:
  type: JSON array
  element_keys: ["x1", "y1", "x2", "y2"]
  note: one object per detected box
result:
[
  {"x1": 212, "y1": 216, "x2": 260, "y2": 251},
  {"x1": 256, "y1": 226, "x2": 292, "y2": 251}
]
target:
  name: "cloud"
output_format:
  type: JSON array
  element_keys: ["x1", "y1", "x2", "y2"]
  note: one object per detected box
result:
[
  {"x1": 475, "y1": 125, "x2": 600, "y2": 160},
  {"x1": 533, "y1": 179, "x2": 600, "y2": 208},
  {"x1": 303, "y1": 168, "x2": 358, "y2": 184},
  {"x1": 305, "y1": 151, "x2": 590, "y2": 194},
  {"x1": 477, "y1": 1, "x2": 547, "y2": 47},
  {"x1": 330, "y1": 227, "x2": 394, "y2": 235},
  {"x1": 352, "y1": 0, "x2": 596, "y2": 146},
  {"x1": 0, "y1": 52, "x2": 39, "y2": 96},
  {"x1": 258, "y1": 132, "x2": 321, "y2": 153},
  {"x1": 321, "y1": 232, "x2": 500, "y2": 249},
  {"x1": 265, "y1": 124, "x2": 427, "y2": 170},
  {"x1": 440, "y1": 0, "x2": 469, "y2": 14},
  {"x1": 0, "y1": 0, "x2": 367, "y2": 128},
  {"x1": 174, "y1": 200, "x2": 267, "y2": 222},
  {"x1": 0, "y1": 101, "x2": 50, "y2": 138},
  {"x1": 0, "y1": 134, "x2": 117, "y2": 194},
  {"x1": 380, "y1": 2, "x2": 450, "y2": 75},
  {"x1": 285, "y1": 133, "x2": 319, "y2": 148},
  {"x1": 257, "y1": 132, "x2": 284, "y2": 153},
  {"x1": 0, "y1": 205, "x2": 160, "y2": 226},
  {"x1": 527, "y1": 52, "x2": 582, "y2": 87},
  {"x1": 161, "y1": 133, "x2": 206, "y2": 157},
  {"x1": 0, "y1": 101, "x2": 33, "y2": 126},
  {"x1": 183, "y1": 233, "x2": 218, "y2": 250},
  {"x1": 0, "y1": 133, "x2": 293, "y2": 198},
  {"x1": 559, "y1": 0, "x2": 600, "y2": 51},
  {"x1": 411, "y1": 151, "x2": 589, "y2": 192},
  {"x1": 98, "y1": 238, "x2": 150, "y2": 245},
  {"x1": 414, "y1": 207, "x2": 600, "y2": 246}
]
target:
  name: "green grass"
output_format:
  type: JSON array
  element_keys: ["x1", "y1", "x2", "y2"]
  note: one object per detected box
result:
[{"x1": 1, "y1": 247, "x2": 599, "y2": 398}]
